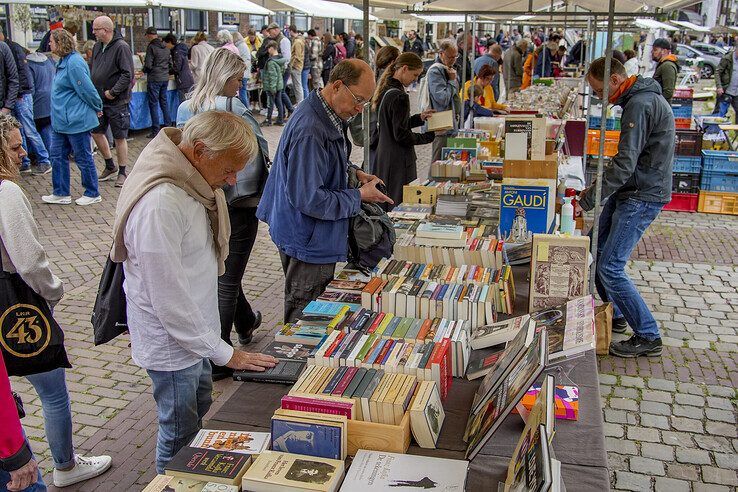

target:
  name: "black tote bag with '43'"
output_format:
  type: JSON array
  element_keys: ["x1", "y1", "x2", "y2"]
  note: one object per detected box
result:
[{"x1": 0, "y1": 244, "x2": 71, "y2": 377}]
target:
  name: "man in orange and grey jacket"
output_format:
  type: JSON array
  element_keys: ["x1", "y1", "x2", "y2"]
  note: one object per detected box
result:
[{"x1": 651, "y1": 38, "x2": 679, "y2": 104}]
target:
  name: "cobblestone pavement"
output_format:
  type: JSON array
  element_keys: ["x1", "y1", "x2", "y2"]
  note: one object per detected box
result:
[{"x1": 9, "y1": 108, "x2": 738, "y2": 491}]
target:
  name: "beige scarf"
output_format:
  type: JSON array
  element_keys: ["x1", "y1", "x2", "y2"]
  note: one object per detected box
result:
[{"x1": 110, "y1": 128, "x2": 230, "y2": 275}]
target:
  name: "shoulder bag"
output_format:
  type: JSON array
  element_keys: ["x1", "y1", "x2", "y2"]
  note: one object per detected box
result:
[{"x1": 91, "y1": 256, "x2": 128, "y2": 346}]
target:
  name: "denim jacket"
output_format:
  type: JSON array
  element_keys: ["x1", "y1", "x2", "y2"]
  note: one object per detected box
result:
[
  {"x1": 257, "y1": 91, "x2": 361, "y2": 263},
  {"x1": 51, "y1": 52, "x2": 102, "y2": 134}
]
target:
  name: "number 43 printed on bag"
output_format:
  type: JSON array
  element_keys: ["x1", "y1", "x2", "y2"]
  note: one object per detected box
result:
[{"x1": 0, "y1": 304, "x2": 51, "y2": 358}]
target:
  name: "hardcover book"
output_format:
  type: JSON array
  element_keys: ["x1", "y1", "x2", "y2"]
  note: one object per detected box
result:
[
  {"x1": 241, "y1": 450, "x2": 345, "y2": 492},
  {"x1": 530, "y1": 295, "x2": 595, "y2": 360},
  {"x1": 276, "y1": 324, "x2": 330, "y2": 346},
  {"x1": 189, "y1": 430, "x2": 270, "y2": 455},
  {"x1": 164, "y1": 447, "x2": 252, "y2": 485},
  {"x1": 528, "y1": 235, "x2": 590, "y2": 312},
  {"x1": 270, "y1": 413, "x2": 347, "y2": 460},
  {"x1": 261, "y1": 341, "x2": 314, "y2": 361},
  {"x1": 499, "y1": 183, "x2": 552, "y2": 238},
  {"x1": 469, "y1": 315, "x2": 530, "y2": 350},
  {"x1": 409, "y1": 380, "x2": 445, "y2": 449},
  {"x1": 465, "y1": 346, "x2": 506, "y2": 380},
  {"x1": 339, "y1": 450, "x2": 468, "y2": 491},
  {"x1": 233, "y1": 360, "x2": 306, "y2": 384}
]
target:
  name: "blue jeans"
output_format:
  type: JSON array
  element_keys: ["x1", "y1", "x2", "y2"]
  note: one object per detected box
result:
[
  {"x1": 147, "y1": 359, "x2": 213, "y2": 474},
  {"x1": 594, "y1": 196, "x2": 663, "y2": 340},
  {"x1": 35, "y1": 121, "x2": 53, "y2": 157},
  {"x1": 14, "y1": 94, "x2": 50, "y2": 166},
  {"x1": 24, "y1": 368, "x2": 75, "y2": 469},
  {"x1": 0, "y1": 439, "x2": 47, "y2": 491},
  {"x1": 50, "y1": 131, "x2": 99, "y2": 198},
  {"x1": 281, "y1": 71, "x2": 294, "y2": 113},
  {"x1": 147, "y1": 80, "x2": 169, "y2": 131},
  {"x1": 239, "y1": 78, "x2": 250, "y2": 107},
  {"x1": 266, "y1": 90, "x2": 284, "y2": 123},
  {"x1": 301, "y1": 68, "x2": 309, "y2": 100}
]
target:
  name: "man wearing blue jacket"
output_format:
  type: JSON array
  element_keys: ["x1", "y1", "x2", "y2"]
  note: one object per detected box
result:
[
  {"x1": 426, "y1": 39, "x2": 460, "y2": 161},
  {"x1": 577, "y1": 57, "x2": 674, "y2": 358},
  {"x1": 257, "y1": 59, "x2": 392, "y2": 323}
]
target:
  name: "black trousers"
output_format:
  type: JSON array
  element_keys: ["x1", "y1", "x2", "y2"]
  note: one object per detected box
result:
[
  {"x1": 217, "y1": 206, "x2": 259, "y2": 348},
  {"x1": 279, "y1": 252, "x2": 335, "y2": 324}
]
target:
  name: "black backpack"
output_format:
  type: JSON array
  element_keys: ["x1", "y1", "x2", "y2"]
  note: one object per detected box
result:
[{"x1": 346, "y1": 168, "x2": 396, "y2": 270}]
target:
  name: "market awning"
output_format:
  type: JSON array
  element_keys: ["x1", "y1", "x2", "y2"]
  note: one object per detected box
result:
[
  {"x1": 154, "y1": 0, "x2": 272, "y2": 15},
  {"x1": 267, "y1": 0, "x2": 376, "y2": 20},
  {"x1": 6, "y1": 0, "x2": 151, "y2": 6},
  {"x1": 635, "y1": 18, "x2": 679, "y2": 31},
  {"x1": 671, "y1": 20, "x2": 711, "y2": 32}
]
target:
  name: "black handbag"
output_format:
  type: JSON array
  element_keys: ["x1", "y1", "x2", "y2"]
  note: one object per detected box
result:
[
  {"x1": 91, "y1": 256, "x2": 128, "y2": 345},
  {"x1": 0, "y1": 231, "x2": 71, "y2": 377}
]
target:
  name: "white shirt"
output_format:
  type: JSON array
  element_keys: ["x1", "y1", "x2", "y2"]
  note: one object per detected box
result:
[
  {"x1": 624, "y1": 58, "x2": 640, "y2": 77},
  {"x1": 123, "y1": 183, "x2": 233, "y2": 371},
  {"x1": 280, "y1": 36, "x2": 291, "y2": 60}
]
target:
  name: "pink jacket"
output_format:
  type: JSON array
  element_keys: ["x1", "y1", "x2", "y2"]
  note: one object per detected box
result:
[
  {"x1": 0, "y1": 352, "x2": 31, "y2": 471},
  {"x1": 221, "y1": 43, "x2": 240, "y2": 55}
]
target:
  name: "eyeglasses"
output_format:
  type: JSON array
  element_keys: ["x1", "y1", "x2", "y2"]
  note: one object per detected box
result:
[{"x1": 342, "y1": 83, "x2": 371, "y2": 109}]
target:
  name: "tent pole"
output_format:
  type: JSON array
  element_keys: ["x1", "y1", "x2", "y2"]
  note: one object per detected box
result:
[
  {"x1": 362, "y1": 0, "x2": 370, "y2": 171},
  {"x1": 589, "y1": 0, "x2": 616, "y2": 294},
  {"x1": 461, "y1": 14, "x2": 469, "y2": 129},
  {"x1": 582, "y1": 16, "x2": 596, "y2": 172}
]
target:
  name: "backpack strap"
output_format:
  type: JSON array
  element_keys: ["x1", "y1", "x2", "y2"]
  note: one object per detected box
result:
[{"x1": 376, "y1": 87, "x2": 402, "y2": 132}]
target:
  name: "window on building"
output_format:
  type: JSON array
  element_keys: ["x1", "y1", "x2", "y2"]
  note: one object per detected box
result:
[
  {"x1": 249, "y1": 15, "x2": 266, "y2": 30},
  {"x1": 151, "y1": 7, "x2": 174, "y2": 31},
  {"x1": 293, "y1": 14, "x2": 308, "y2": 32},
  {"x1": 185, "y1": 9, "x2": 207, "y2": 32},
  {"x1": 274, "y1": 12, "x2": 289, "y2": 30},
  {"x1": 220, "y1": 12, "x2": 239, "y2": 28}
]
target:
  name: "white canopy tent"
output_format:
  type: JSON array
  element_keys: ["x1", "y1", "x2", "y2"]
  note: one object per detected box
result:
[
  {"x1": 671, "y1": 20, "x2": 711, "y2": 33},
  {"x1": 6, "y1": 0, "x2": 151, "y2": 6},
  {"x1": 262, "y1": 0, "x2": 377, "y2": 20},
  {"x1": 6, "y1": 0, "x2": 273, "y2": 14},
  {"x1": 635, "y1": 18, "x2": 679, "y2": 31}
]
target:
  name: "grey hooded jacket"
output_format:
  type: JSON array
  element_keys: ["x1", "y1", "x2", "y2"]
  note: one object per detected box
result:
[{"x1": 580, "y1": 76, "x2": 675, "y2": 210}]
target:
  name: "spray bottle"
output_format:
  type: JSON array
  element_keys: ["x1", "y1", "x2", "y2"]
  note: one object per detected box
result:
[{"x1": 560, "y1": 196, "x2": 575, "y2": 235}]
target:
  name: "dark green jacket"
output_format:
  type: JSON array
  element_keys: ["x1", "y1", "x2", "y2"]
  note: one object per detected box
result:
[
  {"x1": 715, "y1": 51, "x2": 736, "y2": 92},
  {"x1": 580, "y1": 76, "x2": 675, "y2": 210},
  {"x1": 652, "y1": 57, "x2": 678, "y2": 103},
  {"x1": 262, "y1": 56, "x2": 286, "y2": 93}
]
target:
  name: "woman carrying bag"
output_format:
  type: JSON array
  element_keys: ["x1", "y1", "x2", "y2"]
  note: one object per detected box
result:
[
  {"x1": 370, "y1": 53, "x2": 436, "y2": 209},
  {"x1": 320, "y1": 32, "x2": 336, "y2": 86},
  {"x1": 176, "y1": 49, "x2": 270, "y2": 381},
  {"x1": 0, "y1": 113, "x2": 112, "y2": 489}
]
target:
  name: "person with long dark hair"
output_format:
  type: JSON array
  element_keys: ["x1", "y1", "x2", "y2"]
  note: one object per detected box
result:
[
  {"x1": 370, "y1": 52, "x2": 436, "y2": 209},
  {"x1": 320, "y1": 32, "x2": 336, "y2": 86}
]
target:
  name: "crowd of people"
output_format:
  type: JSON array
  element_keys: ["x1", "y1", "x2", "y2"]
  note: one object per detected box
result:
[{"x1": 0, "y1": 17, "x2": 713, "y2": 491}]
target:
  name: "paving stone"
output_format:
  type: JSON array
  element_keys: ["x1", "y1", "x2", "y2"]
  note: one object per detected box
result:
[
  {"x1": 654, "y1": 477, "x2": 692, "y2": 492},
  {"x1": 694, "y1": 435, "x2": 735, "y2": 453},
  {"x1": 641, "y1": 443, "x2": 675, "y2": 461},
  {"x1": 667, "y1": 463, "x2": 701, "y2": 481},
  {"x1": 693, "y1": 484, "x2": 732, "y2": 492},
  {"x1": 673, "y1": 404, "x2": 705, "y2": 419},
  {"x1": 676, "y1": 448, "x2": 712, "y2": 465},
  {"x1": 605, "y1": 409, "x2": 637, "y2": 424},
  {"x1": 676, "y1": 393, "x2": 707, "y2": 407},
  {"x1": 706, "y1": 385, "x2": 736, "y2": 398},
  {"x1": 672, "y1": 416, "x2": 705, "y2": 434},
  {"x1": 613, "y1": 386, "x2": 640, "y2": 399},
  {"x1": 608, "y1": 452, "x2": 630, "y2": 471},
  {"x1": 643, "y1": 390, "x2": 674, "y2": 403},
  {"x1": 620, "y1": 375, "x2": 646, "y2": 388},
  {"x1": 615, "y1": 471, "x2": 653, "y2": 491},
  {"x1": 640, "y1": 413, "x2": 671, "y2": 430},
  {"x1": 679, "y1": 383, "x2": 706, "y2": 395},
  {"x1": 702, "y1": 467, "x2": 738, "y2": 486},
  {"x1": 606, "y1": 437, "x2": 639, "y2": 456},
  {"x1": 611, "y1": 398, "x2": 639, "y2": 411},
  {"x1": 706, "y1": 422, "x2": 738, "y2": 438},
  {"x1": 705, "y1": 408, "x2": 736, "y2": 423},
  {"x1": 714, "y1": 453, "x2": 738, "y2": 470},
  {"x1": 599, "y1": 373, "x2": 618, "y2": 385},
  {"x1": 604, "y1": 423, "x2": 624, "y2": 438},
  {"x1": 706, "y1": 397, "x2": 735, "y2": 410},
  {"x1": 627, "y1": 426, "x2": 661, "y2": 443},
  {"x1": 648, "y1": 378, "x2": 677, "y2": 392},
  {"x1": 640, "y1": 401, "x2": 672, "y2": 416}
]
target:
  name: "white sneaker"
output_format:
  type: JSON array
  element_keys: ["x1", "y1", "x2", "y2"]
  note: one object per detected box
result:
[
  {"x1": 53, "y1": 454, "x2": 112, "y2": 488},
  {"x1": 41, "y1": 194, "x2": 71, "y2": 204},
  {"x1": 75, "y1": 195, "x2": 102, "y2": 206}
]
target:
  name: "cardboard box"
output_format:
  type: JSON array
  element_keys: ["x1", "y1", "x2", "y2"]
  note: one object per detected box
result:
[
  {"x1": 403, "y1": 185, "x2": 438, "y2": 205},
  {"x1": 502, "y1": 154, "x2": 559, "y2": 180}
]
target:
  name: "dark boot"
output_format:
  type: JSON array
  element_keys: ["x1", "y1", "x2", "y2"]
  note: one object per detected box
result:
[
  {"x1": 236, "y1": 311, "x2": 262, "y2": 346},
  {"x1": 612, "y1": 317, "x2": 628, "y2": 334}
]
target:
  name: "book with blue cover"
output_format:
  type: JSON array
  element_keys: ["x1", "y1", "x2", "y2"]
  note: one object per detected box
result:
[
  {"x1": 271, "y1": 411, "x2": 347, "y2": 460},
  {"x1": 499, "y1": 184, "x2": 551, "y2": 238},
  {"x1": 303, "y1": 301, "x2": 353, "y2": 317}
]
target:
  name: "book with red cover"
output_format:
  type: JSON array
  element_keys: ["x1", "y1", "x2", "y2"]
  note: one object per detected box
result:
[
  {"x1": 323, "y1": 331, "x2": 347, "y2": 360},
  {"x1": 332, "y1": 367, "x2": 359, "y2": 396},
  {"x1": 366, "y1": 312, "x2": 386, "y2": 334},
  {"x1": 281, "y1": 395, "x2": 354, "y2": 419},
  {"x1": 429, "y1": 339, "x2": 452, "y2": 400},
  {"x1": 372, "y1": 339, "x2": 395, "y2": 368}
]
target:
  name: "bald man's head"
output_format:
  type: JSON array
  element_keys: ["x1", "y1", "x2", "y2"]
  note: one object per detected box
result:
[
  {"x1": 323, "y1": 59, "x2": 376, "y2": 120},
  {"x1": 92, "y1": 15, "x2": 115, "y2": 44}
]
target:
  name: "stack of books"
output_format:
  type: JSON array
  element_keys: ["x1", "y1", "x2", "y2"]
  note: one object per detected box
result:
[
  {"x1": 365, "y1": 263, "x2": 515, "y2": 317},
  {"x1": 429, "y1": 159, "x2": 466, "y2": 180},
  {"x1": 393, "y1": 228, "x2": 504, "y2": 268},
  {"x1": 434, "y1": 195, "x2": 470, "y2": 216},
  {"x1": 242, "y1": 450, "x2": 345, "y2": 492}
]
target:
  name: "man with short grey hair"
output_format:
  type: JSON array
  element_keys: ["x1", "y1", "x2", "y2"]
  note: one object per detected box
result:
[
  {"x1": 426, "y1": 39, "x2": 461, "y2": 161},
  {"x1": 111, "y1": 111, "x2": 278, "y2": 473},
  {"x1": 503, "y1": 39, "x2": 528, "y2": 94}
]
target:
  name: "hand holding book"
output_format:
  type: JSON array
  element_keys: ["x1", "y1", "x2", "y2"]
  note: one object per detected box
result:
[{"x1": 226, "y1": 351, "x2": 279, "y2": 371}]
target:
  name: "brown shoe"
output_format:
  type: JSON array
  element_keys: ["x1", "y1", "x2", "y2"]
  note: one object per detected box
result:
[
  {"x1": 115, "y1": 174, "x2": 126, "y2": 188},
  {"x1": 99, "y1": 167, "x2": 117, "y2": 182}
]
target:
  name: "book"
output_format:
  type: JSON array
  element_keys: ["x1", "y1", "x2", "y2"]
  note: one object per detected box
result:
[
  {"x1": 517, "y1": 383, "x2": 579, "y2": 421},
  {"x1": 465, "y1": 346, "x2": 506, "y2": 380},
  {"x1": 427, "y1": 110, "x2": 454, "y2": 132},
  {"x1": 325, "y1": 279, "x2": 367, "y2": 293},
  {"x1": 464, "y1": 331, "x2": 548, "y2": 460},
  {"x1": 233, "y1": 360, "x2": 306, "y2": 384},
  {"x1": 416, "y1": 223, "x2": 465, "y2": 240},
  {"x1": 529, "y1": 235, "x2": 590, "y2": 312},
  {"x1": 271, "y1": 411, "x2": 347, "y2": 460},
  {"x1": 241, "y1": 450, "x2": 345, "y2": 492},
  {"x1": 276, "y1": 324, "x2": 330, "y2": 346},
  {"x1": 189, "y1": 429, "x2": 270, "y2": 455},
  {"x1": 409, "y1": 380, "x2": 445, "y2": 448},
  {"x1": 142, "y1": 475, "x2": 240, "y2": 492},
  {"x1": 164, "y1": 447, "x2": 251, "y2": 485},
  {"x1": 503, "y1": 424, "x2": 553, "y2": 492},
  {"x1": 531, "y1": 295, "x2": 595, "y2": 360},
  {"x1": 469, "y1": 315, "x2": 530, "y2": 350},
  {"x1": 261, "y1": 341, "x2": 314, "y2": 361},
  {"x1": 339, "y1": 450, "x2": 468, "y2": 491},
  {"x1": 499, "y1": 183, "x2": 553, "y2": 238},
  {"x1": 281, "y1": 395, "x2": 354, "y2": 420}
]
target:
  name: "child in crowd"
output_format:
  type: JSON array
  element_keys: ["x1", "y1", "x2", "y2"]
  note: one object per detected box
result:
[
  {"x1": 463, "y1": 85, "x2": 495, "y2": 126},
  {"x1": 261, "y1": 41, "x2": 287, "y2": 127}
]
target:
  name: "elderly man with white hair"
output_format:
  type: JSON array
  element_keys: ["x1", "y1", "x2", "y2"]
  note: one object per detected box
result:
[{"x1": 110, "y1": 111, "x2": 278, "y2": 473}]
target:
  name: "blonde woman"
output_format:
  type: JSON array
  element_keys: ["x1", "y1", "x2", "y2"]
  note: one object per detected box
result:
[
  {"x1": 176, "y1": 49, "x2": 270, "y2": 380},
  {"x1": 189, "y1": 31, "x2": 214, "y2": 83},
  {"x1": 0, "y1": 114, "x2": 112, "y2": 488}
]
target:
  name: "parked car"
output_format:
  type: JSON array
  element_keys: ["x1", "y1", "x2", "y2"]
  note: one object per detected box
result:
[
  {"x1": 690, "y1": 42, "x2": 729, "y2": 57},
  {"x1": 676, "y1": 43, "x2": 720, "y2": 78}
]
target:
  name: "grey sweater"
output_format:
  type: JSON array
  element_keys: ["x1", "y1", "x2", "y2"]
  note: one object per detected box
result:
[{"x1": 0, "y1": 180, "x2": 63, "y2": 304}]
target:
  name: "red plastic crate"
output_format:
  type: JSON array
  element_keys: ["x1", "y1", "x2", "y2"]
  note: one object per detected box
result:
[
  {"x1": 675, "y1": 117, "x2": 692, "y2": 130},
  {"x1": 674, "y1": 87, "x2": 694, "y2": 99},
  {"x1": 663, "y1": 192, "x2": 699, "y2": 212}
]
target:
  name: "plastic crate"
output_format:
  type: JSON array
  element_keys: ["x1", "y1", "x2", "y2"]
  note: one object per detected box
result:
[
  {"x1": 586, "y1": 129, "x2": 620, "y2": 157},
  {"x1": 675, "y1": 130, "x2": 703, "y2": 156},
  {"x1": 672, "y1": 106, "x2": 694, "y2": 119},
  {"x1": 675, "y1": 118, "x2": 692, "y2": 130},
  {"x1": 672, "y1": 172, "x2": 701, "y2": 193},
  {"x1": 588, "y1": 116, "x2": 620, "y2": 130},
  {"x1": 674, "y1": 87, "x2": 694, "y2": 99},
  {"x1": 663, "y1": 192, "x2": 699, "y2": 212},
  {"x1": 673, "y1": 155, "x2": 702, "y2": 173},
  {"x1": 698, "y1": 190, "x2": 738, "y2": 215},
  {"x1": 701, "y1": 150, "x2": 738, "y2": 173},
  {"x1": 700, "y1": 170, "x2": 738, "y2": 192}
]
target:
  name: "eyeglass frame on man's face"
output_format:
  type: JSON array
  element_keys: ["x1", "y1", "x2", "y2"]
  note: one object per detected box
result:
[
  {"x1": 341, "y1": 82, "x2": 371, "y2": 109},
  {"x1": 92, "y1": 26, "x2": 110, "y2": 33}
]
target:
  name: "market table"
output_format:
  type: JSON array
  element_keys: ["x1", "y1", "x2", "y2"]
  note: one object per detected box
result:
[{"x1": 205, "y1": 264, "x2": 609, "y2": 490}]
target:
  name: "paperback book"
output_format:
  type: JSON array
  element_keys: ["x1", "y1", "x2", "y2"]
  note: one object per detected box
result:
[
  {"x1": 409, "y1": 380, "x2": 445, "y2": 448},
  {"x1": 189, "y1": 429, "x2": 270, "y2": 455},
  {"x1": 531, "y1": 295, "x2": 595, "y2": 360},
  {"x1": 164, "y1": 447, "x2": 252, "y2": 485},
  {"x1": 529, "y1": 235, "x2": 590, "y2": 312},
  {"x1": 270, "y1": 411, "x2": 347, "y2": 460},
  {"x1": 470, "y1": 315, "x2": 530, "y2": 350},
  {"x1": 241, "y1": 451, "x2": 345, "y2": 492}
]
